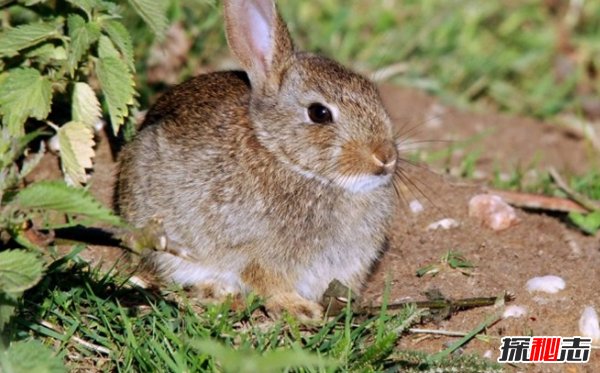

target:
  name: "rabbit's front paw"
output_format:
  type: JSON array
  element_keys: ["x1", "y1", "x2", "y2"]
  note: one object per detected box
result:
[{"x1": 266, "y1": 293, "x2": 323, "y2": 322}]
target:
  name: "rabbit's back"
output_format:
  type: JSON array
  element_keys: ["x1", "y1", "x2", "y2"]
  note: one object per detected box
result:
[{"x1": 117, "y1": 71, "x2": 254, "y2": 229}]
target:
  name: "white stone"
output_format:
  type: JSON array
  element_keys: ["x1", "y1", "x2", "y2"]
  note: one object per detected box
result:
[
  {"x1": 526, "y1": 275, "x2": 566, "y2": 294},
  {"x1": 426, "y1": 218, "x2": 459, "y2": 231},
  {"x1": 579, "y1": 306, "x2": 600, "y2": 344},
  {"x1": 503, "y1": 305, "x2": 527, "y2": 319},
  {"x1": 409, "y1": 199, "x2": 424, "y2": 214}
]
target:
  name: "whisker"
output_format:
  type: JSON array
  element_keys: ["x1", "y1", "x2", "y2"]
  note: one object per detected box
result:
[{"x1": 394, "y1": 167, "x2": 443, "y2": 214}]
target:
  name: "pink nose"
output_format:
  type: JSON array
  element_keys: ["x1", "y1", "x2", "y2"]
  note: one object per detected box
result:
[{"x1": 371, "y1": 142, "x2": 397, "y2": 175}]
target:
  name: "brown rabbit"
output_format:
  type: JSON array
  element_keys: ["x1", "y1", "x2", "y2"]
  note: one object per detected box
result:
[{"x1": 117, "y1": 0, "x2": 400, "y2": 320}]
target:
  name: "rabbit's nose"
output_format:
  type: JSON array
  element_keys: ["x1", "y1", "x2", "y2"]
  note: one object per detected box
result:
[{"x1": 371, "y1": 142, "x2": 397, "y2": 175}]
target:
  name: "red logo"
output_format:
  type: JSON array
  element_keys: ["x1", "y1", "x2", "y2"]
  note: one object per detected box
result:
[{"x1": 498, "y1": 336, "x2": 592, "y2": 363}]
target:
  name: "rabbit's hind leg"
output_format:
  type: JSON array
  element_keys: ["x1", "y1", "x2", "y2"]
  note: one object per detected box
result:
[{"x1": 241, "y1": 261, "x2": 323, "y2": 322}]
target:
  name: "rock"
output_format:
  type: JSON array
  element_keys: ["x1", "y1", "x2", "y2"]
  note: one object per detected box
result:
[
  {"x1": 502, "y1": 305, "x2": 527, "y2": 319},
  {"x1": 526, "y1": 275, "x2": 566, "y2": 294},
  {"x1": 579, "y1": 306, "x2": 600, "y2": 344},
  {"x1": 409, "y1": 199, "x2": 424, "y2": 214},
  {"x1": 426, "y1": 218, "x2": 459, "y2": 231},
  {"x1": 468, "y1": 194, "x2": 519, "y2": 231}
]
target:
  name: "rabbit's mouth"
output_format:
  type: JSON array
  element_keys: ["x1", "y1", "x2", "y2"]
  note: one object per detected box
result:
[{"x1": 333, "y1": 173, "x2": 393, "y2": 194}]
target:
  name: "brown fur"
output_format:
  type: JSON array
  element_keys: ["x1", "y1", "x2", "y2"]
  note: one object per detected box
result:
[{"x1": 116, "y1": 0, "x2": 400, "y2": 320}]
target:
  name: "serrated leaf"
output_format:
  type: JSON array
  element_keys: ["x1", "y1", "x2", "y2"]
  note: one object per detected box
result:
[
  {"x1": 67, "y1": 14, "x2": 101, "y2": 75},
  {"x1": 96, "y1": 56, "x2": 134, "y2": 134},
  {"x1": 97, "y1": 35, "x2": 120, "y2": 59},
  {"x1": 0, "y1": 68, "x2": 53, "y2": 136},
  {"x1": 15, "y1": 180, "x2": 122, "y2": 226},
  {"x1": 102, "y1": 20, "x2": 135, "y2": 71},
  {"x1": 25, "y1": 44, "x2": 67, "y2": 66},
  {"x1": 0, "y1": 340, "x2": 66, "y2": 373},
  {"x1": 72, "y1": 82, "x2": 101, "y2": 126},
  {"x1": 0, "y1": 250, "x2": 44, "y2": 293},
  {"x1": 0, "y1": 293, "x2": 19, "y2": 332},
  {"x1": 58, "y1": 121, "x2": 95, "y2": 186},
  {"x1": 0, "y1": 21, "x2": 62, "y2": 58},
  {"x1": 127, "y1": 0, "x2": 168, "y2": 36},
  {"x1": 66, "y1": 0, "x2": 101, "y2": 19}
]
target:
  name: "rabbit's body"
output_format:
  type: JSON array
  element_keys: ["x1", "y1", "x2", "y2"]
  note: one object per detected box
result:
[{"x1": 118, "y1": 0, "x2": 400, "y2": 319}]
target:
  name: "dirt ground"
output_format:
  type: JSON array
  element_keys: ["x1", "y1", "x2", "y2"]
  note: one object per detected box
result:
[{"x1": 29, "y1": 84, "x2": 600, "y2": 372}]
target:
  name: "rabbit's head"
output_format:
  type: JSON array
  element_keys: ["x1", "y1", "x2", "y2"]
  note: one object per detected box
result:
[{"x1": 225, "y1": 0, "x2": 398, "y2": 193}]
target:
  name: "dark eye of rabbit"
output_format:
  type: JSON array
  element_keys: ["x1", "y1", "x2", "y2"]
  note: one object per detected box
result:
[{"x1": 307, "y1": 103, "x2": 333, "y2": 124}]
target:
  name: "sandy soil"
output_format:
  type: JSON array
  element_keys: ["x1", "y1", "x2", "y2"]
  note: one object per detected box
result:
[{"x1": 28, "y1": 84, "x2": 600, "y2": 372}]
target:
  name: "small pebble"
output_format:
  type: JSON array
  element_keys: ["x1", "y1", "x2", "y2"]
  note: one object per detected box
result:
[
  {"x1": 502, "y1": 305, "x2": 527, "y2": 319},
  {"x1": 48, "y1": 135, "x2": 60, "y2": 152},
  {"x1": 468, "y1": 194, "x2": 519, "y2": 231},
  {"x1": 426, "y1": 218, "x2": 459, "y2": 231},
  {"x1": 579, "y1": 306, "x2": 600, "y2": 344},
  {"x1": 483, "y1": 350, "x2": 493, "y2": 359},
  {"x1": 93, "y1": 119, "x2": 106, "y2": 132},
  {"x1": 526, "y1": 275, "x2": 566, "y2": 294},
  {"x1": 409, "y1": 199, "x2": 424, "y2": 214}
]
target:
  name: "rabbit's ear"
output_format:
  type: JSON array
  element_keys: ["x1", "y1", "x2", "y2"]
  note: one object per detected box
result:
[{"x1": 224, "y1": 0, "x2": 294, "y2": 91}]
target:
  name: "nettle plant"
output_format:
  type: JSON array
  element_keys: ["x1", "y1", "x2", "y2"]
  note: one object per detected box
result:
[{"x1": 0, "y1": 0, "x2": 166, "y2": 368}]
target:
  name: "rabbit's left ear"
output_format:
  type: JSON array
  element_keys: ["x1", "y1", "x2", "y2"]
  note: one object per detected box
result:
[{"x1": 223, "y1": 0, "x2": 294, "y2": 92}]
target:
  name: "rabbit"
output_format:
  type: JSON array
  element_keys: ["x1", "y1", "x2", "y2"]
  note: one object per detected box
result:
[{"x1": 117, "y1": 0, "x2": 401, "y2": 320}]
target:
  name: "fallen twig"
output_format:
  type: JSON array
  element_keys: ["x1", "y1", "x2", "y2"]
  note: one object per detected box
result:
[
  {"x1": 487, "y1": 188, "x2": 589, "y2": 213},
  {"x1": 549, "y1": 167, "x2": 600, "y2": 212},
  {"x1": 39, "y1": 320, "x2": 111, "y2": 355},
  {"x1": 322, "y1": 280, "x2": 512, "y2": 318},
  {"x1": 408, "y1": 328, "x2": 468, "y2": 337}
]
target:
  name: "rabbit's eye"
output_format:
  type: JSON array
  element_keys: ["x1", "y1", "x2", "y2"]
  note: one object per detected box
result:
[{"x1": 308, "y1": 103, "x2": 333, "y2": 124}]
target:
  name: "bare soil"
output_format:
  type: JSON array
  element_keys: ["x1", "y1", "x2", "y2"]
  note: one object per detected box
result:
[{"x1": 31, "y1": 84, "x2": 600, "y2": 372}]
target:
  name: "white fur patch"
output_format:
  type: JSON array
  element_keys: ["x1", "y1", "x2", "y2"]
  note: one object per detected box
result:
[
  {"x1": 156, "y1": 253, "x2": 246, "y2": 295},
  {"x1": 334, "y1": 174, "x2": 391, "y2": 193}
]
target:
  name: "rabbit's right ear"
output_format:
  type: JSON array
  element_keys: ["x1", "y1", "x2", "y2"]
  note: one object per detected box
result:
[{"x1": 223, "y1": 0, "x2": 294, "y2": 92}]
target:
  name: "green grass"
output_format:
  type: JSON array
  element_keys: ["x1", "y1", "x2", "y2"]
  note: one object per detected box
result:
[
  {"x1": 136, "y1": 0, "x2": 600, "y2": 121},
  {"x1": 10, "y1": 247, "x2": 501, "y2": 372}
]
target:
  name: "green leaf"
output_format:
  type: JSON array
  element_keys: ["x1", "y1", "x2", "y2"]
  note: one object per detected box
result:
[
  {"x1": 14, "y1": 180, "x2": 122, "y2": 226},
  {"x1": 0, "y1": 250, "x2": 44, "y2": 294},
  {"x1": 97, "y1": 35, "x2": 120, "y2": 59},
  {"x1": 25, "y1": 44, "x2": 67, "y2": 66},
  {"x1": 66, "y1": 0, "x2": 101, "y2": 19},
  {"x1": 96, "y1": 56, "x2": 135, "y2": 134},
  {"x1": 67, "y1": 14, "x2": 101, "y2": 75},
  {"x1": 127, "y1": 0, "x2": 168, "y2": 36},
  {"x1": 569, "y1": 210, "x2": 600, "y2": 235},
  {"x1": 58, "y1": 121, "x2": 95, "y2": 186},
  {"x1": 0, "y1": 340, "x2": 66, "y2": 373},
  {"x1": 72, "y1": 82, "x2": 101, "y2": 127},
  {"x1": 0, "y1": 68, "x2": 53, "y2": 136},
  {"x1": 0, "y1": 292, "x2": 19, "y2": 332},
  {"x1": 0, "y1": 21, "x2": 62, "y2": 58},
  {"x1": 101, "y1": 20, "x2": 135, "y2": 71}
]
